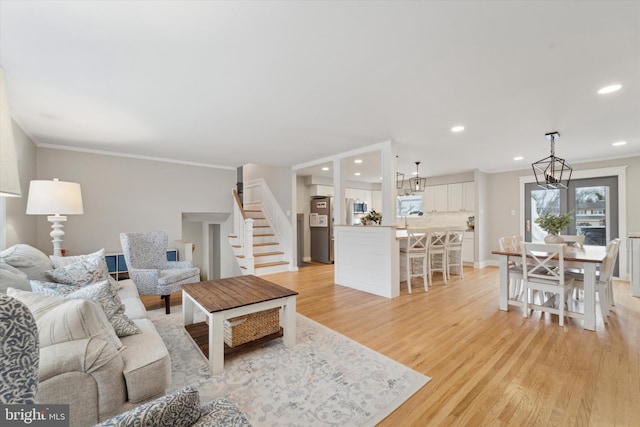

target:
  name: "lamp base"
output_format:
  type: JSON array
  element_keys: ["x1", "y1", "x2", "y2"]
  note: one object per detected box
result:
[{"x1": 47, "y1": 215, "x2": 67, "y2": 257}]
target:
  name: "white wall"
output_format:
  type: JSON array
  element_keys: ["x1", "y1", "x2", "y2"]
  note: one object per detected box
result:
[
  {"x1": 35, "y1": 148, "x2": 237, "y2": 262},
  {"x1": 243, "y1": 163, "x2": 293, "y2": 223}
]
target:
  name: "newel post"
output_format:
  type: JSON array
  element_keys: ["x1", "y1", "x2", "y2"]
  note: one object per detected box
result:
[{"x1": 243, "y1": 218, "x2": 255, "y2": 274}]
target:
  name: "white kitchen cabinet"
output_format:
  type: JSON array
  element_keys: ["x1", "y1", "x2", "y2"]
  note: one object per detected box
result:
[
  {"x1": 448, "y1": 182, "x2": 475, "y2": 212},
  {"x1": 448, "y1": 183, "x2": 463, "y2": 211},
  {"x1": 462, "y1": 232, "x2": 474, "y2": 264},
  {"x1": 371, "y1": 190, "x2": 382, "y2": 213},
  {"x1": 463, "y1": 181, "x2": 475, "y2": 211},
  {"x1": 424, "y1": 185, "x2": 448, "y2": 212}
]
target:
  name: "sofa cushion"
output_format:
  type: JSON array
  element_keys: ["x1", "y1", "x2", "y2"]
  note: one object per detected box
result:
[
  {"x1": 116, "y1": 280, "x2": 146, "y2": 320},
  {"x1": 95, "y1": 386, "x2": 201, "y2": 427},
  {"x1": 30, "y1": 280, "x2": 142, "y2": 338},
  {"x1": 119, "y1": 318, "x2": 171, "y2": 403},
  {"x1": 0, "y1": 244, "x2": 53, "y2": 281},
  {"x1": 6, "y1": 287, "x2": 66, "y2": 317},
  {"x1": 5, "y1": 288, "x2": 123, "y2": 350},
  {"x1": 0, "y1": 263, "x2": 31, "y2": 293}
]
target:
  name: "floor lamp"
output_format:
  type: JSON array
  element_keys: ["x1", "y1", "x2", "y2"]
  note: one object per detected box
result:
[{"x1": 26, "y1": 179, "x2": 84, "y2": 256}]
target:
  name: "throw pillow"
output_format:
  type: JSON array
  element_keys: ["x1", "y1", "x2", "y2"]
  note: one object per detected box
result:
[
  {"x1": 1, "y1": 262, "x2": 31, "y2": 293},
  {"x1": 50, "y1": 248, "x2": 104, "y2": 268},
  {"x1": 40, "y1": 298, "x2": 124, "y2": 349},
  {"x1": 46, "y1": 249, "x2": 110, "y2": 287},
  {"x1": 30, "y1": 280, "x2": 141, "y2": 337},
  {"x1": 95, "y1": 386, "x2": 201, "y2": 427},
  {"x1": 0, "y1": 244, "x2": 54, "y2": 281}
]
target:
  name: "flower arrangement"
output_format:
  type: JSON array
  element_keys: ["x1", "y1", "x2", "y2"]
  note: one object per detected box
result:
[
  {"x1": 535, "y1": 211, "x2": 572, "y2": 235},
  {"x1": 361, "y1": 210, "x2": 382, "y2": 226}
]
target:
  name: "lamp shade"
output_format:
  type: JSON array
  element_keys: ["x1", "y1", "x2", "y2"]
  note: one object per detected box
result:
[
  {"x1": 0, "y1": 67, "x2": 21, "y2": 197},
  {"x1": 26, "y1": 179, "x2": 84, "y2": 215}
]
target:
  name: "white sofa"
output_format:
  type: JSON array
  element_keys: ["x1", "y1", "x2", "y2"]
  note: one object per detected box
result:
[{"x1": 1, "y1": 244, "x2": 171, "y2": 427}]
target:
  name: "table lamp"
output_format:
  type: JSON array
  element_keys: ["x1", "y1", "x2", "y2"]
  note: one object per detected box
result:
[{"x1": 26, "y1": 178, "x2": 84, "y2": 256}]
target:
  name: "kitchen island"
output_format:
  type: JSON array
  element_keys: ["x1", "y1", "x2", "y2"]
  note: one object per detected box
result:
[{"x1": 333, "y1": 225, "x2": 400, "y2": 298}]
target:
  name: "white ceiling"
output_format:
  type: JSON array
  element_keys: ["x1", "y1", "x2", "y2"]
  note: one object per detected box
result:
[{"x1": 1, "y1": 1, "x2": 639, "y2": 183}]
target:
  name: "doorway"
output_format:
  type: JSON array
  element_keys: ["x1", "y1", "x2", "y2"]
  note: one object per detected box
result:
[{"x1": 524, "y1": 176, "x2": 619, "y2": 273}]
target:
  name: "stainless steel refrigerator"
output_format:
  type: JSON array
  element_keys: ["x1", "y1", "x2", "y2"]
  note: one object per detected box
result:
[{"x1": 310, "y1": 196, "x2": 333, "y2": 264}]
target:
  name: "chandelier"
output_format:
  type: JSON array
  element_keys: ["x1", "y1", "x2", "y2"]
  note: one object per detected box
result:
[
  {"x1": 532, "y1": 132, "x2": 572, "y2": 190},
  {"x1": 409, "y1": 161, "x2": 427, "y2": 192}
]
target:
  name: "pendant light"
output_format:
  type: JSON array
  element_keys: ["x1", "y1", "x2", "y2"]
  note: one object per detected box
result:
[
  {"x1": 532, "y1": 132, "x2": 573, "y2": 190},
  {"x1": 409, "y1": 161, "x2": 427, "y2": 192}
]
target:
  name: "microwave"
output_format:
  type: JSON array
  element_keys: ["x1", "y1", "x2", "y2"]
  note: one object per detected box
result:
[{"x1": 353, "y1": 201, "x2": 368, "y2": 213}]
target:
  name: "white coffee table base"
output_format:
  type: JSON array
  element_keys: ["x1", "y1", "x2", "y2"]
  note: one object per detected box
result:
[{"x1": 182, "y1": 290, "x2": 297, "y2": 374}]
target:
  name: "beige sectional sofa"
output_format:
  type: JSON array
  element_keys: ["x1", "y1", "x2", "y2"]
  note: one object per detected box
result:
[{"x1": 1, "y1": 244, "x2": 171, "y2": 427}]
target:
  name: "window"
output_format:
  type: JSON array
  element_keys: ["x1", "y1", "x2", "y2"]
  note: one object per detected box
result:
[{"x1": 397, "y1": 195, "x2": 423, "y2": 217}]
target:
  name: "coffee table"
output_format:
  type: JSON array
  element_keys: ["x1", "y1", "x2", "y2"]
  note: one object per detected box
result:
[{"x1": 182, "y1": 275, "x2": 298, "y2": 374}]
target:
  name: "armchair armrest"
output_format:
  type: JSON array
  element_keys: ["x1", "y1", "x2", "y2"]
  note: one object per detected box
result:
[{"x1": 163, "y1": 261, "x2": 194, "y2": 269}]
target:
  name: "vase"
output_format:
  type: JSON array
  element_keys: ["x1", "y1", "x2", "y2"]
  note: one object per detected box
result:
[{"x1": 544, "y1": 234, "x2": 565, "y2": 244}]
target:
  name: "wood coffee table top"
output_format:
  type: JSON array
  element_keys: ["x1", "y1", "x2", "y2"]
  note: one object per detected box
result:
[{"x1": 182, "y1": 275, "x2": 298, "y2": 313}]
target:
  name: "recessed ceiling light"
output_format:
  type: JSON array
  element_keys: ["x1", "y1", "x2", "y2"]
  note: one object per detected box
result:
[
  {"x1": 612, "y1": 141, "x2": 627, "y2": 146},
  {"x1": 321, "y1": 167, "x2": 329, "y2": 171},
  {"x1": 451, "y1": 125, "x2": 465, "y2": 133},
  {"x1": 514, "y1": 156, "x2": 524, "y2": 161},
  {"x1": 354, "y1": 159, "x2": 363, "y2": 164},
  {"x1": 598, "y1": 84, "x2": 622, "y2": 94},
  {"x1": 354, "y1": 172, "x2": 361, "y2": 176}
]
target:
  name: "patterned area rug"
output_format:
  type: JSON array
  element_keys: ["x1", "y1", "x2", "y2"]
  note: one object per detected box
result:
[{"x1": 148, "y1": 307, "x2": 430, "y2": 426}]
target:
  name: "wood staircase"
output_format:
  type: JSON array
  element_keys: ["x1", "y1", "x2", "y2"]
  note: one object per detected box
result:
[{"x1": 229, "y1": 207, "x2": 290, "y2": 275}]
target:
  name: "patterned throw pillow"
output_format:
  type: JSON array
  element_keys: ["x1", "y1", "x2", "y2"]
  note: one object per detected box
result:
[
  {"x1": 95, "y1": 386, "x2": 201, "y2": 427},
  {"x1": 30, "y1": 280, "x2": 141, "y2": 337},
  {"x1": 46, "y1": 249, "x2": 110, "y2": 287}
]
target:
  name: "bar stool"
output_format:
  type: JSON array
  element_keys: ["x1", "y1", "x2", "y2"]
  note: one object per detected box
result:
[
  {"x1": 427, "y1": 228, "x2": 448, "y2": 285},
  {"x1": 400, "y1": 227, "x2": 430, "y2": 293},
  {"x1": 446, "y1": 227, "x2": 466, "y2": 280}
]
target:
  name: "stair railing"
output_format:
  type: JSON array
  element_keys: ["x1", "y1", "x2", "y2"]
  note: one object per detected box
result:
[
  {"x1": 243, "y1": 178, "x2": 292, "y2": 268},
  {"x1": 232, "y1": 188, "x2": 254, "y2": 274}
]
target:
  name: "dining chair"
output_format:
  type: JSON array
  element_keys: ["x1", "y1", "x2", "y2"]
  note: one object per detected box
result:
[
  {"x1": 567, "y1": 238, "x2": 620, "y2": 322},
  {"x1": 498, "y1": 235, "x2": 524, "y2": 300},
  {"x1": 446, "y1": 227, "x2": 466, "y2": 280},
  {"x1": 520, "y1": 242, "x2": 574, "y2": 327},
  {"x1": 399, "y1": 227, "x2": 430, "y2": 293},
  {"x1": 427, "y1": 228, "x2": 448, "y2": 285}
]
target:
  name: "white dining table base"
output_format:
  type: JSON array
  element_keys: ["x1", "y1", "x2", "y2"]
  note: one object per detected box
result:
[{"x1": 497, "y1": 254, "x2": 597, "y2": 331}]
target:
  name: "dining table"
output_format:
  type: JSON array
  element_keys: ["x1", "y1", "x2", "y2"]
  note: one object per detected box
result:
[{"x1": 491, "y1": 244, "x2": 607, "y2": 331}]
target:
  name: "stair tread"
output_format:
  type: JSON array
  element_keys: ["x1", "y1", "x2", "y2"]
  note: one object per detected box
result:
[
  {"x1": 255, "y1": 251, "x2": 284, "y2": 257},
  {"x1": 254, "y1": 233, "x2": 275, "y2": 237},
  {"x1": 236, "y1": 251, "x2": 284, "y2": 259},
  {"x1": 254, "y1": 242, "x2": 278, "y2": 247},
  {"x1": 255, "y1": 261, "x2": 289, "y2": 268}
]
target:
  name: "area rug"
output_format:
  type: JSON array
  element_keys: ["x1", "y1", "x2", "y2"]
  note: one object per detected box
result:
[{"x1": 148, "y1": 307, "x2": 430, "y2": 426}]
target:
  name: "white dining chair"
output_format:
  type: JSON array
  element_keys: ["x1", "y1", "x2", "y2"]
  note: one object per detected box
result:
[
  {"x1": 521, "y1": 242, "x2": 574, "y2": 327},
  {"x1": 399, "y1": 227, "x2": 430, "y2": 293},
  {"x1": 567, "y1": 238, "x2": 620, "y2": 322},
  {"x1": 446, "y1": 227, "x2": 466, "y2": 280},
  {"x1": 498, "y1": 235, "x2": 524, "y2": 300},
  {"x1": 427, "y1": 228, "x2": 448, "y2": 285}
]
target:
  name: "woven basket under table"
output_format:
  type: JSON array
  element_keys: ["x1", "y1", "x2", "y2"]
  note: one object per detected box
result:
[{"x1": 223, "y1": 308, "x2": 281, "y2": 347}]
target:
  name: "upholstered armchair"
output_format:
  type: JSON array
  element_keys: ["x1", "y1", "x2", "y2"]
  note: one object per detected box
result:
[
  {"x1": 0, "y1": 294, "x2": 39, "y2": 404},
  {"x1": 120, "y1": 231, "x2": 200, "y2": 314}
]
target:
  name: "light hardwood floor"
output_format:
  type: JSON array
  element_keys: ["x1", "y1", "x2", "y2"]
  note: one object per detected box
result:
[{"x1": 142, "y1": 265, "x2": 640, "y2": 426}]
